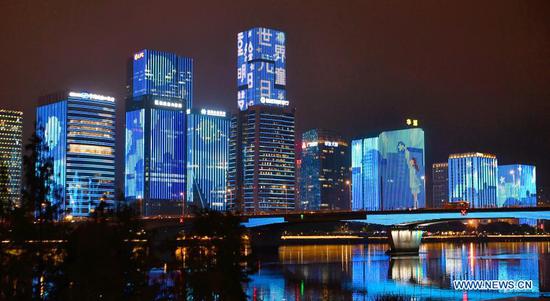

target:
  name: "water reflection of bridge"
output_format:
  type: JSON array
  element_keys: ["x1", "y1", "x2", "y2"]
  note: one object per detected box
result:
[{"x1": 247, "y1": 242, "x2": 549, "y2": 300}]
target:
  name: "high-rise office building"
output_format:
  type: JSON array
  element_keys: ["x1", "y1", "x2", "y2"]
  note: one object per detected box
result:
[
  {"x1": 228, "y1": 106, "x2": 295, "y2": 213},
  {"x1": 125, "y1": 49, "x2": 192, "y2": 216},
  {"x1": 497, "y1": 164, "x2": 536, "y2": 207},
  {"x1": 0, "y1": 110, "x2": 23, "y2": 207},
  {"x1": 352, "y1": 128, "x2": 426, "y2": 211},
  {"x1": 186, "y1": 108, "x2": 230, "y2": 211},
  {"x1": 432, "y1": 162, "x2": 449, "y2": 208},
  {"x1": 36, "y1": 91, "x2": 116, "y2": 218},
  {"x1": 298, "y1": 129, "x2": 350, "y2": 211},
  {"x1": 448, "y1": 152, "x2": 498, "y2": 208},
  {"x1": 228, "y1": 27, "x2": 295, "y2": 213}
]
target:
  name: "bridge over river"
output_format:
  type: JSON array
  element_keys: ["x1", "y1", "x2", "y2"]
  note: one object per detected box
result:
[{"x1": 141, "y1": 206, "x2": 550, "y2": 254}]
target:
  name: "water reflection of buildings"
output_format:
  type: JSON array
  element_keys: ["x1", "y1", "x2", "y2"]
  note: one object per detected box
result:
[
  {"x1": 247, "y1": 242, "x2": 548, "y2": 300},
  {"x1": 279, "y1": 245, "x2": 355, "y2": 300},
  {"x1": 538, "y1": 242, "x2": 549, "y2": 292}
]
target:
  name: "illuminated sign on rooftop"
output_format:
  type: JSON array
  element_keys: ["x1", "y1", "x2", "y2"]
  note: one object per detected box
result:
[
  {"x1": 200, "y1": 109, "x2": 226, "y2": 117},
  {"x1": 134, "y1": 52, "x2": 144, "y2": 60},
  {"x1": 154, "y1": 100, "x2": 183, "y2": 109},
  {"x1": 69, "y1": 92, "x2": 115, "y2": 102}
]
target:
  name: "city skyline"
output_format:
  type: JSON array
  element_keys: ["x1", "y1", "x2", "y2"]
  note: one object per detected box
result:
[
  {"x1": 0, "y1": 1, "x2": 549, "y2": 195},
  {"x1": 1, "y1": 2, "x2": 549, "y2": 300}
]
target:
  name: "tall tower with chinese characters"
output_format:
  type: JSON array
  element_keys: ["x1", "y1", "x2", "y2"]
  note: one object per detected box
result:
[
  {"x1": 237, "y1": 27, "x2": 287, "y2": 111},
  {"x1": 125, "y1": 49, "x2": 192, "y2": 216},
  {"x1": 229, "y1": 27, "x2": 296, "y2": 213}
]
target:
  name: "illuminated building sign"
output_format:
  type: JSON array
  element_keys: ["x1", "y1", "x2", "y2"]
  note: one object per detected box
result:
[
  {"x1": 69, "y1": 92, "x2": 115, "y2": 102},
  {"x1": 259, "y1": 97, "x2": 289, "y2": 106},
  {"x1": 324, "y1": 141, "x2": 339, "y2": 147},
  {"x1": 406, "y1": 118, "x2": 419, "y2": 127},
  {"x1": 154, "y1": 99, "x2": 183, "y2": 108},
  {"x1": 304, "y1": 142, "x2": 318, "y2": 148},
  {"x1": 200, "y1": 109, "x2": 226, "y2": 117},
  {"x1": 303, "y1": 141, "x2": 339, "y2": 148},
  {"x1": 134, "y1": 52, "x2": 144, "y2": 60}
]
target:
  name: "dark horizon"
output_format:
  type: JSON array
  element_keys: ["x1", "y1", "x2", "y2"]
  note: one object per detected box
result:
[{"x1": 1, "y1": 0, "x2": 549, "y2": 193}]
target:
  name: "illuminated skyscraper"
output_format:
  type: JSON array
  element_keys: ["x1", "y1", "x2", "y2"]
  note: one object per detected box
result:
[
  {"x1": 432, "y1": 162, "x2": 449, "y2": 208},
  {"x1": 36, "y1": 91, "x2": 116, "y2": 218},
  {"x1": 497, "y1": 164, "x2": 536, "y2": 207},
  {"x1": 448, "y1": 152, "x2": 498, "y2": 208},
  {"x1": 125, "y1": 49, "x2": 192, "y2": 216},
  {"x1": 186, "y1": 108, "x2": 230, "y2": 211},
  {"x1": 298, "y1": 129, "x2": 350, "y2": 211},
  {"x1": 352, "y1": 128, "x2": 426, "y2": 211},
  {"x1": 229, "y1": 27, "x2": 294, "y2": 213},
  {"x1": 0, "y1": 110, "x2": 23, "y2": 207},
  {"x1": 237, "y1": 27, "x2": 286, "y2": 111}
]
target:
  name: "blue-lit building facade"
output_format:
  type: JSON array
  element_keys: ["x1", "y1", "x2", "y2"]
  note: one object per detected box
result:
[
  {"x1": 352, "y1": 137, "x2": 380, "y2": 211},
  {"x1": 448, "y1": 152, "x2": 498, "y2": 208},
  {"x1": 228, "y1": 27, "x2": 296, "y2": 213},
  {"x1": 237, "y1": 27, "x2": 286, "y2": 111},
  {"x1": 186, "y1": 108, "x2": 230, "y2": 211},
  {"x1": 298, "y1": 129, "x2": 350, "y2": 211},
  {"x1": 131, "y1": 49, "x2": 193, "y2": 110},
  {"x1": 36, "y1": 91, "x2": 116, "y2": 218},
  {"x1": 352, "y1": 128, "x2": 426, "y2": 211},
  {"x1": 125, "y1": 49, "x2": 192, "y2": 216},
  {"x1": 497, "y1": 164, "x2": 536, "y2": 207}
]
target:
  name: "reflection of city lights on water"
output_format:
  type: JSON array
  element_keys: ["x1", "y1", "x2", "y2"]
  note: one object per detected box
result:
[{"x1": 469, "y1": 243, "x2": 475, "y2": 274}]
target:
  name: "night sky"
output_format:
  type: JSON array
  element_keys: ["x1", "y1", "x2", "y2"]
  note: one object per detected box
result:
[{"x1": 1, "y1": 1, "x2": 549, "y2": 196}]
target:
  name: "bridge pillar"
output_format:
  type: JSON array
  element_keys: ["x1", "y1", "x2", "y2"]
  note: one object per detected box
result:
[{"x1": 387, "y1": 226, "x2": 425, "y2": 255}]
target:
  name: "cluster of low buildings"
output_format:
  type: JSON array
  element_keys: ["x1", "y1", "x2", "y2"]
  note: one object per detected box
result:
[{"x1": 0, "y1": 27, "x2": 540, "y2": 219}]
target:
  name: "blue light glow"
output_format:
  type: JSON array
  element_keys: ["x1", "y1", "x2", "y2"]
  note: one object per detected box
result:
[
  {"x1": 497, "y1": 164, "x2": 536, "y2": 207},
  {"x1": 448, "y1": 153, "x2": 498, "y2": 208},
  {"x1": 352, "y1": 128, "x2": 425, "y2": 211},
  {"x1": 37, "y1": 92, "x2": 116, "y2": 218},
  {"x1": 131, "y1": 49, "x2": 193, "y2": 110},
  {"x1": 237, "y1": 28, "x2": 286, "y2": 110},
  {"x1": 186, "y1": 109, "x2": 230, "y2": 211},
  {"x1": 125, "y1": 109, "x2": 145, "y2": 199}
]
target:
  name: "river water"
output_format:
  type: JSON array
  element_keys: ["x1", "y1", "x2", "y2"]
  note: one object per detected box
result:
[{"x1": 246, "y1": 242, "x2": 550, "y2": 300}]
